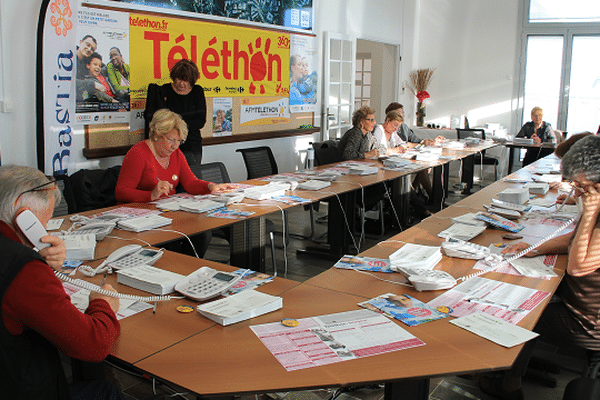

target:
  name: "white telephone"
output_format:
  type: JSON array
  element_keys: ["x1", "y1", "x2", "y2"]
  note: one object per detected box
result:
[
  {"x1": 441, "y1": 237, "x2": 503, "y2": 265},
  {"x1": 395, "y1": 266, "x2": 457, "y2": 291},
  {"x1": 66, "y1": 222, "x2": 116, "y2": 241},
  {"x1": 78, "y1": 244, "x2": 163, "y2": 277},
  {"x1": 15, "y1": 210, "x2": 50, "y2": 250},
  {"x1": 174, "y1": 266, "x2": 242, "y2": 301}
]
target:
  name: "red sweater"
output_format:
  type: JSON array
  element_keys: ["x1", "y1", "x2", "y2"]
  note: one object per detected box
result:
[
  {"x1": 115, "y1": 140, "x2": 211, "y2": 203},
  {"x1": 1, "y1": 222, "x2": 120, "y2": 362}
]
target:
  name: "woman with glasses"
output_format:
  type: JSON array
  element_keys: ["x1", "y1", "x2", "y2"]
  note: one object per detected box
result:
[
  {"x1": 373, "y1": 110, "x2": 406, "y2": 155},
  {"x1": 338, "y1": 106, "x2": 384, "y2": 160},
  {"x1": 480, "y1": 135, "x2": 600, "y2": 400},
  {"x1": 144, "y1": 59, "x2": 207, "y2": 167},
  {"x1": 516, "y1": 106, "x2": 560, "y2": 167},
  {"x1": 116, "y1": 109, "x2": 234, "y2": 203}
]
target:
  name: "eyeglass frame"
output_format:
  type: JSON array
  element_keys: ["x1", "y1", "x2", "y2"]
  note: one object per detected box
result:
[
  {"x1": 162, "y1": 136, "x2": 185, "y2": 145},
  {"x1": 13, "y1": 179, "x2": 57, "y2": 207}
]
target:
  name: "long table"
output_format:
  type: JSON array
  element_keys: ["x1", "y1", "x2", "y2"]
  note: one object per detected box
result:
[
  {"x1": 96, "y1": 154, "x2": 568, "y2": 400},
  {"x1": 58, "y1": 141, "x2": 499, "y2": 268}
]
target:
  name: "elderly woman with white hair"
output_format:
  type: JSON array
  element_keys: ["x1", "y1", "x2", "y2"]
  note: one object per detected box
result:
[{"x1": 480, "y1": 135, "x2": 600, "y2": 400}]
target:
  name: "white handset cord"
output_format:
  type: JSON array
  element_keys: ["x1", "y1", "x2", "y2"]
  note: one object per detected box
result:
[
  {"x1": 456, "y1": 216, "x2": 576, "y2": 283},
  {"x1": 55, "y1": 271, "x2": 171, "y2": 302}
]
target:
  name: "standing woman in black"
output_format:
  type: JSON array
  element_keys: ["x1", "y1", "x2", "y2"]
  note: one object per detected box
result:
[{"x1": 144, "y1": 59, "x2": 206, "y2": 168}]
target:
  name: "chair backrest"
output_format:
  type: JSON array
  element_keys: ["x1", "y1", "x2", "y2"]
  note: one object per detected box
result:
[
  {"x1": 236, "y1": 146, "x2": 278, "y2": 179},
  {"x1": 312, "y1": 140, "x2": 342, "y2": 166},
  {"x1": 69, "y1": 166, "x2": 121, "y2": 212},
  {"x1": 195, "y1": 162, "x2": 231, "y2": 184},
  {"x1": 457, "y1": 128, "x2": 486, "y2": 140}
]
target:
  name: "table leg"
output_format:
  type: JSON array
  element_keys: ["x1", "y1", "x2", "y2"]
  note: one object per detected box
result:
[
  {"x1": 508, "y1": 146, "x2": 515, "y2": 175},
  {"x1": 431, "y1": 164, "x2": 449, "y2": 211},
  {"x1": 460, "y1": 154, "x2": 475, "y2": 194},
  {"x1": 384, "y1": 379, "x2": 430, "y2": 400},
  {"x1": 230, "y1": 218, "x2": 266, "y2": 272}
]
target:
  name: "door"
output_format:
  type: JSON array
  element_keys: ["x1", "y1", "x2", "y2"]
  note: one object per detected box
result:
[{"x1": 321, "y1": 32, "x2": 356, "y2": 141}]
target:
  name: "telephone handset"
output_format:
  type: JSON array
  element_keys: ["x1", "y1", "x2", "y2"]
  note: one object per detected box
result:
[
  {"x1": 78, "y1": 245, "x2": 163, "y2": 277},
  {"x1": 15, "y1": 210, "x2": 50, "y2": 250},
  {"x1": 395, "y1": 266, "x2": 457, "y2": 291}
]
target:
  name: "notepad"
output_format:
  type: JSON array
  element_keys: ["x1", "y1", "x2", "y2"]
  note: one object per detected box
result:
[{"x1": 196, "y1": 289, "x2": 282, "y2": 326}]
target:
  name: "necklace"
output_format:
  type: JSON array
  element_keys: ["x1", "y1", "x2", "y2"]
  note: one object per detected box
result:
[{"x1": 149, "y1": 140, "x2": 169, "y2": 169}]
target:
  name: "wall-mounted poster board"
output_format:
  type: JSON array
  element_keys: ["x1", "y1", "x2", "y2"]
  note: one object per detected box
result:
[{"x1": 37, "y1": 0, "x2": 317, "y2": 175}]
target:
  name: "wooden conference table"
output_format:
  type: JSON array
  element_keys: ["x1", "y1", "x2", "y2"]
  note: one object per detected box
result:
[
  {"x1": 100, "y1": 155, "x2": 567, "y2": 400},
  {"x1": 60, "y1": 140, "x2": 499, "y2": 267},
  {"x1": 506, "y1": 141, "x2": 556, "y2": 174}
]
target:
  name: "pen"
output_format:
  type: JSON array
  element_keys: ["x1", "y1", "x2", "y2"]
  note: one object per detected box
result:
[{"x1": 101, "y1": 272, "x2": 107, "y2": 286}]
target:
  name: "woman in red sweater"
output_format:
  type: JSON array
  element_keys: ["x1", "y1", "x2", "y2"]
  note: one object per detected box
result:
[{"x1": 116, "y1": 109, "x2": 234, "y2": 202}]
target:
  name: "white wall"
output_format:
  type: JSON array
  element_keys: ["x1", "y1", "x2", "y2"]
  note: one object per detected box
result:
[
  {"x1": 411, "y1": 0, "x2": 520, "y2": 132},
  {"x1": 0, "y1": 0, "x2": 522, "y2": 181}
]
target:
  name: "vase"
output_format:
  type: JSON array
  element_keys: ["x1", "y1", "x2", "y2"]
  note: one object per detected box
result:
[{"x1": 416, "y1": 102, "x2": 426, "y2": 127}]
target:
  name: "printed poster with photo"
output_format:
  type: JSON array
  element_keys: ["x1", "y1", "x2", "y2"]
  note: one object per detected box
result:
[
  {"x1": 212, "y1": 98, "x2": 233, "y2": 137},
  {"x1": 289, "y1": 34, "x2": 318, "y2": 113},
  {"x1": 75, "y1": 9, "x2": 130, "y2": 125}
]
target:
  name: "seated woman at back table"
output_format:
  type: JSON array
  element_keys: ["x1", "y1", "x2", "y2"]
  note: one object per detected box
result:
[
  {"x1": 479, "y1": 135, "x2": 600, "y2": 400},
  {"x1": 372, "y1": 110, "x2": 431, "y2": 219},
  {"x1": 516, "y1": 106, "x2": 559, "y2": 166},
  {"x1": 338, "y1": 106, "x2": 383, "y2": 160},
  {"x1": 116, "y1": 109, "x2": 235, "y2": 257}
]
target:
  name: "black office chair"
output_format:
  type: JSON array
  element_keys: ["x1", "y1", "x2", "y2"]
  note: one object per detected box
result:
[
  {"x1": 197, "y1": 162, "x2": 277, "y2": 273},
  {"x1": 457, "y1": 128, "x2": 499, "y2": 182},
  {"x1": 313, "y1": 140, "x2": 342, "y2": 166},
  {"x1": 236, "y1": 146, "x2": 278, "y2": 180}
]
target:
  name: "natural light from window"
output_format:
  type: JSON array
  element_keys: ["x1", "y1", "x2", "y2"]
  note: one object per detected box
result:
[{"x1": 530, "y1": 0, "x2": 600, "y2": 23}]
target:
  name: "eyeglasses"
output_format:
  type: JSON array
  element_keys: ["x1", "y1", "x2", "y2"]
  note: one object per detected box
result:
[
  {"x1": 365, "y1": 118, "x2": 376, "y2": 122},
  {"x1": 163, "y1": 136, "x2": 185, "y2": 145},
  {"x1": 13, "y1": 179, "x2": 57, "y2": 206}
]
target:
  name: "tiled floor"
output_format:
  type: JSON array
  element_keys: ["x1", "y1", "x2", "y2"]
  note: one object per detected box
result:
[{"x1": 88, "y1": 170, "x2": 586, "y2": 400}]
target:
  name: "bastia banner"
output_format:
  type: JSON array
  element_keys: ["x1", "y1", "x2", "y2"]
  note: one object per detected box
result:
[{"x1": 39, "y1": 0, "x2": 79, "y2": 175}]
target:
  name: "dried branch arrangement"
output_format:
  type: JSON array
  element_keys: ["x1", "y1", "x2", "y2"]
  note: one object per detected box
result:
[{"x1": 405, "y1": 68, "x2": 435, "y2": 101}]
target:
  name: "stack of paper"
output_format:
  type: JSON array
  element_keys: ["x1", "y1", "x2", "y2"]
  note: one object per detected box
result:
[
  {"x1": 437, "y1": 223, "x2": 487, "y2": 241},
  {"x1": 244, "y1": 183, "x2": 289, "y2": 200},
  {"x1": 347, "y1": 164, "x2": 379, "y2": 175},
  {"x1": 196, "y1": 289, "x2": 283, "y2": 326},
  {"x1": 59, "y1": 233, "x2": 97, "y2": 261},
  {"x1": 382, "y1": 156, "x2": 411, "y2": 168},
  {"x1": 116, "y1": 265, "x2": 185, "y2": 295},
  {"x1": 498, "y1": 188, "x2": 529, "y2": 204},
  {"x1": 415, "y1": 151, "x2": 440, "y2": 162},
  {"x1": 524, "y1": 182, "x2": 549, "y2": 195},
  {"x1": 179, "y1": 199, "x2": 225, "y2": 213},
  {"x1": 117, "y1": 214, "x2": 172, "y2": 232},
  {"x1": 388, "y1": 243, "x2": 442, "y2": 271}
]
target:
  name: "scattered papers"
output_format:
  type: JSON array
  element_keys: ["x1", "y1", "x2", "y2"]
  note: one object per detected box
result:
[
  {"x1": 509, "y1": 257, "x2": 558, "y2": 278},
  {"x1": 359, "y1": 293, "x2": 448, "y2": 326},
  {"x1": 226, "y1": 269, "x2": 274, "y2": 295},
  {"x1": 250, "y1": 309, "x2": 425, "y2": 371},
  {"x1": 427, "y1": 277, "x2": 550, "y2": 325},
  {"x1": 450, "y1": 312, "x2": 539, "y2": 348},
  {"x1": 527, "y1": 198, "x2": 557, "y2": 208},
  {"x1": 63, "y1": 280, "x2": 152, "y2": 320},
  {"x1": 451, "y1": 212, "x2": 487, "y2": 227},
  {"x1": 334, "y1": 255, "x2": 393, "y2": 273}
]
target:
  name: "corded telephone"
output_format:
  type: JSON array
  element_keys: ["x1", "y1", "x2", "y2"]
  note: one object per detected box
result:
[
  {"x1": 15, "y1": 210, "x2": 169, "y2": 303},
  {"x1": 400, "y1": 216, "x2": 576, "y2": 291},
  {"x1": 65, "y1": 222, "x2": 116, "y2": 241},
  {"x1": 78, "y1": 244, "x2": 163, "y2": 277},
  {"x1": 174, "y1": 266, "x2": 242, "y2": 301}
]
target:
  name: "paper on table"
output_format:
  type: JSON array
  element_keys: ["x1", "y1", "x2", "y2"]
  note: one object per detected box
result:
[
  {"x1": 46, "y1": 218, "x2": 64, "y2": 230},
  {"x1": 450, "y1": 312, "x2": 539, "y2": 348},
  {"x1": 510, "y1": 257, "x2": 558, "y2": 278}
]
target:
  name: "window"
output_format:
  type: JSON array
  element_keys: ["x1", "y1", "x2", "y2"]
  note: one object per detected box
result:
[{"x1": 518, "y1": 0, "x2": 600, "y2": 135}]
